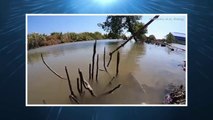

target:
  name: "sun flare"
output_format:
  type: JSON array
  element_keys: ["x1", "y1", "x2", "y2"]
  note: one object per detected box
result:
[{"x1": 93, "y1": 0, "x2": 116, "y2": 5}]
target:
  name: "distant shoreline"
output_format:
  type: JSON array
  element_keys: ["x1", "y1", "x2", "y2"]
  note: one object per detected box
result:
[
  {"x1": 27, "y1": 32, "x2": 127, "y2": 50},
  {"x1": 28, "y1": 39, "x2": 124, "y2": 51}
]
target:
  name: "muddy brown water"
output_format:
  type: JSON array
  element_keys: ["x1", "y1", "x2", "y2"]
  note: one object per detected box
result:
[{"x1": 28, "y1": 39, "x2": 186, "y2": 104}]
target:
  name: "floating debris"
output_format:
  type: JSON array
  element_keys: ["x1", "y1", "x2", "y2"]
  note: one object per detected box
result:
[
  {"x1": 101, "y1": 84, "x2": 122, "y2": 96},
  {"x1": 178, "y1": 61, "x2": 186, "y2": 71},
  {"x1": 163, "y1": 84, "x2": 185, "y2": 104}
]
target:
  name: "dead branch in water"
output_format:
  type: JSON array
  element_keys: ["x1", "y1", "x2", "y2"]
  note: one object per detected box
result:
[
  {"x1": 65, "y1": 66, "x2": 75, "y2": 96},
  {"x1": 96, "y1": 54, "x2": 99, "y2": 82},
  {"x1": 65, "y1": 66, "x2": 77, "y2": 102},
  {"x1": 107, "y1": 15, "x2": 159, "y2": 66},
  {"x1": 108, "y1": 76, "x2": 116, "y2": 85},
  {"x1": 69, "y1": 95, "x2": 80, "y2": 104},
  {"x1": 91, "y1": 40, "x2": 97, "y2": 80},
  {"x1": 78, "y1": 68, "x2": 96, "y2": 97},
  {"x1": 101, "y1": 84, "x2": 122, "y2": 96},
  {"x1": 77, "y1": 78, "x2": 81, "y2": 94},
  {"x1": 107, "y1": 53, "x2": 112, "y2": 67},
  {"x1": 99, "y1": 69, "x2": 105, "y2": 71},
  {"x1": 76, "y1": 78, "x2": 85, "y2": 95},
  {"x1": 103, "y1": 47, "x2": 108, "y2": 72},
  {"x1": 41, "y1": 54, "x2": 66, "y2": 80},
  {"x1": 82, "y1": 79, "x2": 96, "y2": 97},
  {"x1": 89, "y1": 63, "x2": 91, "y2": 80},
  {"x1": 116, "y1": 51, "x2": 120, "y2": 76},
  {"x1": 78, "y1": 69, "x2": 84, "y2": 93}
]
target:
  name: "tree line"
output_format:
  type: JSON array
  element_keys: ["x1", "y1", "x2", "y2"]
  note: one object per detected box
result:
[
  {"x1": 27, "y1": 32, "x2": 127, "y2": 49},
  {"x1": 28, "y1": 30, "x2": 175, "y2": 50},
  {"x1": 145, "y1": 33, "x2": 176, "y2": 44}
]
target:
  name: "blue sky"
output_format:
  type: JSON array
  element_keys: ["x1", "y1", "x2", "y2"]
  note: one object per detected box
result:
[
  {"x1": 28, "y1": 16, "x2": 106, "y2": 34},
  {"x1": 141, "y1": 15, "x2": 186, "y2": 39},
  {"x1": 28, "y1": 15, "x2": 186, "y2": 39}
]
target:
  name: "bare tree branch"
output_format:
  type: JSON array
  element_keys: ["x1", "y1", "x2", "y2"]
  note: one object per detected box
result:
[{"x1": 41, "y1": 53, "x2": 66, "y2": 80}]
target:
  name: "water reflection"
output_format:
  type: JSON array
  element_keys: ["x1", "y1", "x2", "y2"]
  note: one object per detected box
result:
[{"x1": 121, "y1": 41, "x2": 146, "y2": 74}]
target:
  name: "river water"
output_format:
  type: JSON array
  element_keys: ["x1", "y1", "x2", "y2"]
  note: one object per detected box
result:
[{"x1": 28, "y1": 39, "x2": 186, "y2": 105}]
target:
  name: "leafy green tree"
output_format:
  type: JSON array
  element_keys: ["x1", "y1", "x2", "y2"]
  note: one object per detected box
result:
[
  {"x1": 145, "y1": 35, "x2": 156, "y2": 43},
  {"x1": 140, "y1": 34, "x2": 147, "y2": 41},
  {"x1": 98, "y1": 16, "x2": 147, "y2": 41},
  {"x1": 28, "y1": 33, "x2": 46, "y2": 49},
  {"x1": 93, "y1": 32, "x2": 103, "y2": 40},
  {"x1": 69, "y1": 33, "x2": 78, "y2": 41},
  {"x1": 120, "y1": 34, "x2": 127, "y2": 40},
  {"x1": 148, "y1": 35, "x2": 156, "y2": 41},
  {"x1": 50, "y1": 32, "x2": 62, "y2": 41},
  {"x1": 61, "y1": 33, "x2": 71, "y2": 43},
  {"x1": 166, "y1": 32, "x2": 175, "y2": 43},
  {"x1": 98, "y1": 16, "x2": 124, "y2": 39},
  {"x1": 124, "y1": 16, "x2": 147, "y2": 41},
  {"x1": 103, "y1": 34, "x2": 108, "y2": 39}
]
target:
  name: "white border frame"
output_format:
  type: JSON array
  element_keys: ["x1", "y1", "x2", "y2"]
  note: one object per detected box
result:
[{"x1": 26, "y1": 14, "x2": 188, "y2": 107}]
